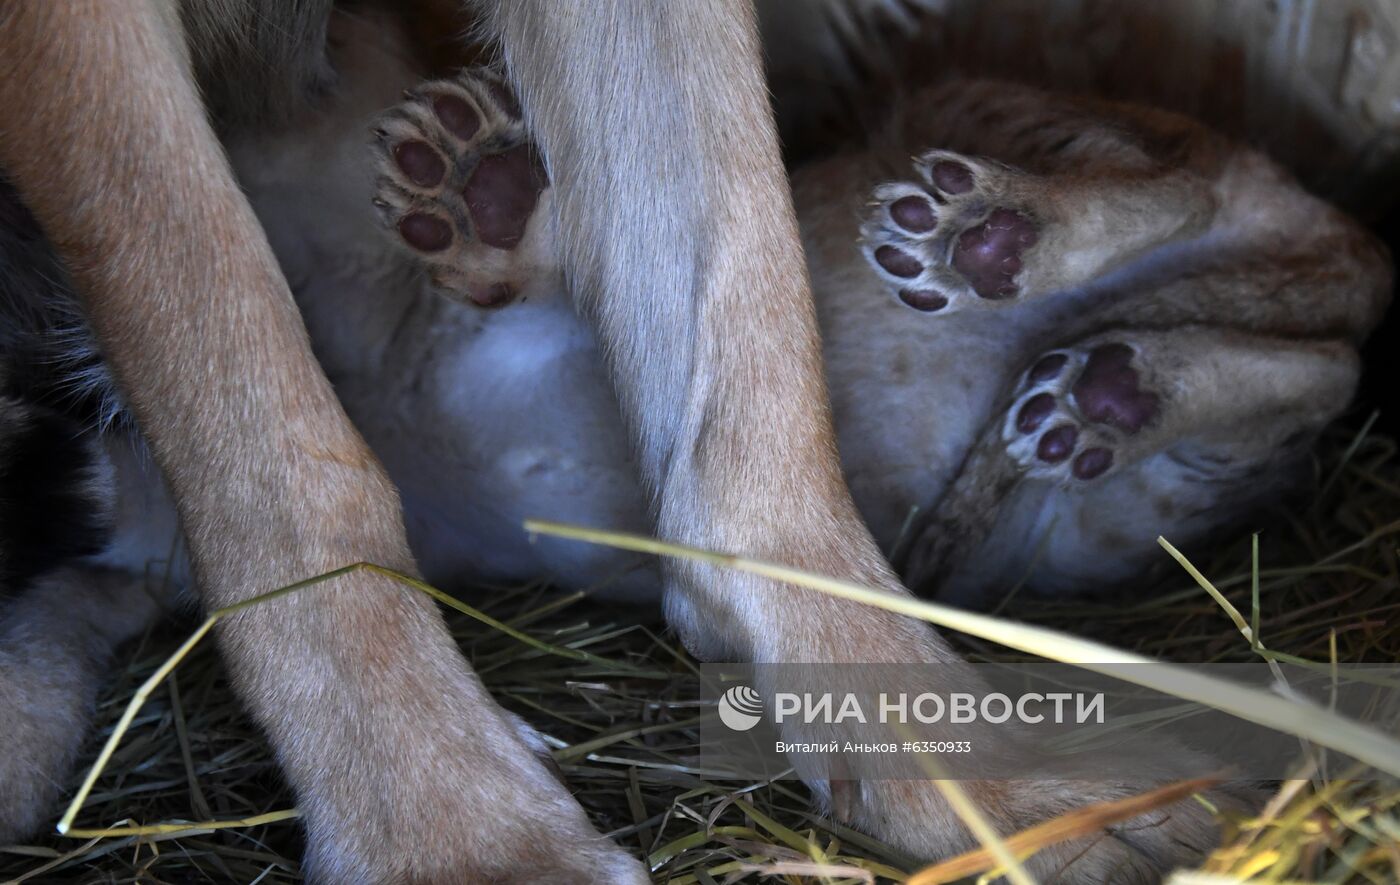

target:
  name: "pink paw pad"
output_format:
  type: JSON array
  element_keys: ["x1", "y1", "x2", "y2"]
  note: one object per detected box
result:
[
  {"x1": 874, "y1": 246, "x2": 922, "y2": 278},
  {"x1": 393, "y1": 141, "x2": 446, "y2": 188},
  {"x1": 1071, "y1": 344, "x2": 1160, "y2": 434},
  {"x1": 889, "y1": 196, "x2": 937, "y2": 233},
  {"x1": 952, "y1": 208, "x2": 1039, "y2": 300},
  {"x1": 930, "y1": 160, "x2": 974, "y2": 195},
  {"x1": 433, "y1": 94, "x2": 481, "y2": 141},
  {"x1": 463, "y1": 145, "x2": 549, "y2": 250},
  {"x1": 898, "y1": 289, "x2": 949, "y2": 312},
  {"x1": 1036, "y1": 425, "x2": 1078, "y2": 463},
  {"x1": 398, "y1": 213, "x2": 452, "y2": 252},
  {"x1": 1010, "y1": 343, "x2": 1159, "y2": 482},
  {"x1": 1072, "y1": 447, "x2": 1114, "y2": 479}
]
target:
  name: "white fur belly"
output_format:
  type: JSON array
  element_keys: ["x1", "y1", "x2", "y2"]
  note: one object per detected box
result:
[
  {"x1": 403, "y1": 297, "x2": 654, "y2": 597},
  {"x1": 314, "y1": 279, "x2": 660, "y2": 600}
]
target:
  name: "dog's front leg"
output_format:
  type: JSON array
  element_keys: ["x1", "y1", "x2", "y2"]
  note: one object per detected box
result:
[
  {"x1": 478, "y1": 0, "x2": 929, "y2": 662},
  {"x1": 0, "y1": 3, "x2": 644, "y2": 881}
]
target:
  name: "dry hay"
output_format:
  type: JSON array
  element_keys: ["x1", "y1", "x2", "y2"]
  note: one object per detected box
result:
[{"x1": 2, "y1": 416, "x2": 1398, "y2": 884}]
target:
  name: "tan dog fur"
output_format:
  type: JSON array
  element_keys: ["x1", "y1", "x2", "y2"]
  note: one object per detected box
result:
[
  {"x1": 0, "y1": 1, "x2": 1388, "y2": 882},
  {"x1": 0, "y1": 1, "x2": 643, "y2": 880}
]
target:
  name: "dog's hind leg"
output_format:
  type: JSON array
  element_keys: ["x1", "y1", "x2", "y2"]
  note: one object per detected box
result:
[
  {"x1": 0, "y1": 3, "x2": 644, "y2": 881},
  {"x1": 0, "y1": 398, "x2": 157, "y2": 843},
  {"x1": 0, "y1": 568, "x2": 162, "y2": 843}
]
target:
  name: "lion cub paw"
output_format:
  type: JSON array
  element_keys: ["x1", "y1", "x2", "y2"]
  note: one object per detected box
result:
[
  {"x1": 372, "y1": 68, "x2": 553, "y2": 308},
  {"x1": 861, "y1": 150, "x2": 1042, "y2": 310},
  {"x1": 1004, "y1": 342, "x2": 1162, "y2": 481}
]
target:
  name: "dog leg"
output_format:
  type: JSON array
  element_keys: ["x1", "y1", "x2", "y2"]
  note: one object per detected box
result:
[
  {"x1": 477, "y1": 0, "x2": 913, "y2": 658},
  {"x1": 0, "y1": 568, "x2": 162, "y2": 843},
  {"x1": 0, "y1": 3, "x2": 643, "y2": 880},
  {"x1": 478, "y1": 2, "x2": 1238, "y2": 877}
]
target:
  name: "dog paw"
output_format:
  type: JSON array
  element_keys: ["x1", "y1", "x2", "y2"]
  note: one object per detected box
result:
[
  {"x1": 854, "y1": 773, "x2": 1241, "y2": 884},
  {"x1": 1004, "y1": 342, "x2": 1162, "y2": 481},
  {"x1": 861, "y1": 151, "x2": 1041, "y2": 311},
  {"x1": 298, "y1": 702, "x2": 648, "y2": 884},
  {"x1": 372, "y1": 68, "x2": 554, "y2": 308}
]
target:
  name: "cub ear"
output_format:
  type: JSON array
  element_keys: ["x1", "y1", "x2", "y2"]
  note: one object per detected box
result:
[{"x1": 0, "y1": 398, "x2": 114, "y2": 593}]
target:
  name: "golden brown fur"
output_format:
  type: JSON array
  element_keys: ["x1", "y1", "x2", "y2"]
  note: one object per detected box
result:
[
  {"x1": 0, "y1": 1, "x2": 642, "y2": 880},
  {"x1": 0, "y1": 1, "x2": 1383, "y2": 882}
]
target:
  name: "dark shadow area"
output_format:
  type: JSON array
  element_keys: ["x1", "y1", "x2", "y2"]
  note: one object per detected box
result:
[{"x1": 1359, "y1": 210, "x2": 1400, "y2": 434}]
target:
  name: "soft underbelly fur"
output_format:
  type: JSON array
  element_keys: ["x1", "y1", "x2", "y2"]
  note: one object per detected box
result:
[{"x1": 289, "y1": 255, "x2": 1011, "y2": 604}]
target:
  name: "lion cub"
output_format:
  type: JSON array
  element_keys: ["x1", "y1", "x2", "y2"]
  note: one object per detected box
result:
[{"x1": 345, "y1": 67, "x2": 1389, "y2": 605}]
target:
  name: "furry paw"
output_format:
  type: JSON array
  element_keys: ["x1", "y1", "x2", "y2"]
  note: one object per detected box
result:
[
  {"x1": 1004, "y1": 343, "x2": 1162, "y2": 481},
  {"x1": 861, "y1": 151, "x2": 1041, "y2": 311},
  {"x1": 372, "y1": 68, "x2": 554, "y2": 307}
]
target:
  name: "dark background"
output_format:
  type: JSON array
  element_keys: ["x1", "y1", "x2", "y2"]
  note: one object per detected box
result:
[{"x1": 1360, "y1": 214, "x2": 1400, "y2": 434}]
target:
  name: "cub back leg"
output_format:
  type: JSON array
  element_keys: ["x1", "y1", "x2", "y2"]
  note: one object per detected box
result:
[
  {"x1": 863, "y1": 150, "x2": 1218, "y2": 309},
  {"x1": 909, "y1": 326, "x2": 1361, "y2": 602},
  {"x1": 862, "y1": 80, "x2": 1227, "y2": 310},
  {"x1": 863, "y1": 79, "x2": 1390, "y2": 339}
]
